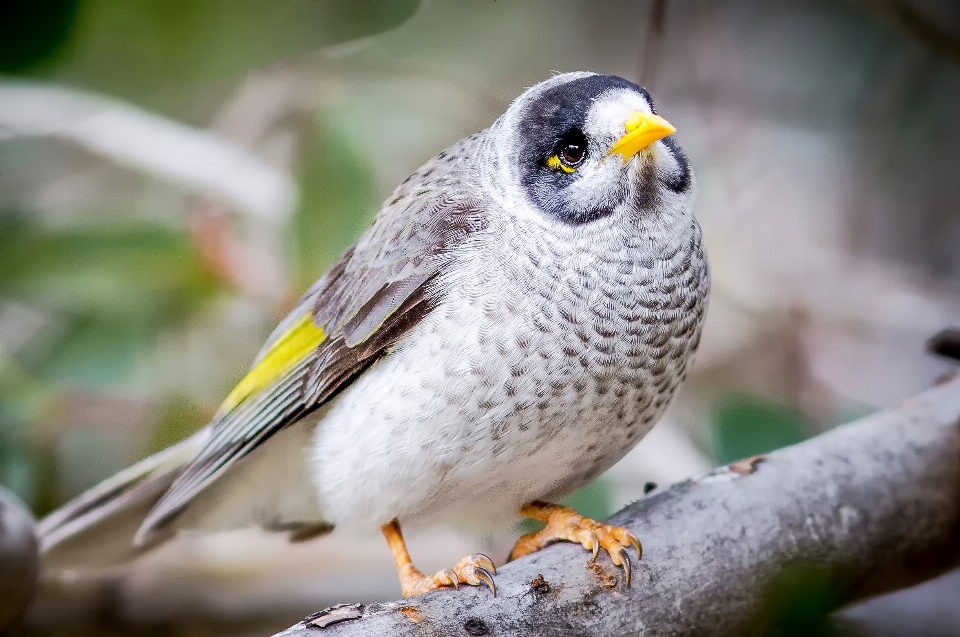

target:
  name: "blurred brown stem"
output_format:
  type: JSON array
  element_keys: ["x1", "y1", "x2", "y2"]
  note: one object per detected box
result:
[
  {"x1": 639, "y1": 0, "x2": 668, "y2": 89},
  {"x1": 276, "y1": 375, "x2": 960, "y2": 637}
]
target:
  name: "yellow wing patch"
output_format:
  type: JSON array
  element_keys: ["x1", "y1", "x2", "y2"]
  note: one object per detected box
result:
[{"x1": 219, "y1": 313, "x2": 326, "y2": 413}]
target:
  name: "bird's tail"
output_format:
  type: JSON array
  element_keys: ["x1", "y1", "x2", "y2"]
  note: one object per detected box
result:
[{"x1": 38, "y1": 429, "x2": 209, "y2": 569}]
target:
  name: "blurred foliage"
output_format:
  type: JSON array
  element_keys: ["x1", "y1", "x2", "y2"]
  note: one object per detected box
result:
[
  {"x1": 0, "y1": 354, "x2": 64, "y2": 515},
  {"x1": 0, "y1": 0, "x2": 80, "y2": 73},
  {"x1": 3, "y1": 0, "x2": 419, "y2": 108},
  {"x1": 0, "y1": 211, "x2": 220, "y2": 509},
  {"x1": 0, "y1": 213, "x2": 219, "y2": 388},
  {"x1": 143, "y1": 396, "x2": 210, "y2": 457},
  {"x1": 710, "y1": 394, "x2": 812, "y2": 465},
  {"x1": 0, "y1": 0, "x2": 420, "y2": 515},
  {"x1": 0, "y1": 350, "x2": 50, "y2": 508},
  {"x1": 293, "y1": 110, "x2": 379, "y2": 289},
  {"x1": 758, "y1": 564, "x2": 856, "y2": 637},
  {"x1": 564, "y1": 476, "x2": 613, "y2": 522}
]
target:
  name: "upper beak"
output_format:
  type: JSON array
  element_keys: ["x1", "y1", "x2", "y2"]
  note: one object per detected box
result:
[{"x1": 608, "y1": 112, "x2": 676, "y2": 161}]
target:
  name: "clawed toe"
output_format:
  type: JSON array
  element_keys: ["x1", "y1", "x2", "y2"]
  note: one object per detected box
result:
[
  {"x1": 475, "y1": 567, "x2": 496, "y2": 595},
  {"x1": 453, "y1": 553, "x2": 498, "y2": 596},
  {"x1": 581, "y1": 521, "x2": 641, "y2": 585},
  {"x1": 382, "y1": 520, "x2": 498, "y2": 598},
  {"x1": 439, "y1": 568, "x2": 459, "y2": 589},
  {"x1": 604, "y1": 541, "x2": 633, "y2": 586},
  {"x1": 398, "y1": 554, "x2": 498, "y2": 597},
  {"x1": 511, "y1": 501, "x2": 643, "y2": 587}
]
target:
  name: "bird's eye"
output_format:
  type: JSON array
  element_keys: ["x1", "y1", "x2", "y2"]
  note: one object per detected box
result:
[
  {"x1": 547, "y1": 130, "x2": 588, "y2": 173},
  {"x1": 561, "y1": 143, "x2": 585, "y2": 166}
]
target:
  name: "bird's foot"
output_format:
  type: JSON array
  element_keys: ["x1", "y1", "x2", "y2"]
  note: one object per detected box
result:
[
  {"x1": 510, "y1": 501, "x2": 641, "y2": 585},
  {"x1": 397, "y1": 553, "x2": 497, "y2": 597},
  {"x1": 381, "y1": 519, "x2": 496, "y2": 597}
]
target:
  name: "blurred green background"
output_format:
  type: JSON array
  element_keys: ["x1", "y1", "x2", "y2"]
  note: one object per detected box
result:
[{"x1": 2, "y1": 0, "x2": 960, "y2": 635}]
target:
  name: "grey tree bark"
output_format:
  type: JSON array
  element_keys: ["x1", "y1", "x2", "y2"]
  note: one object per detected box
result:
[
  {"x1": 0, "y1": 486, "x2": 39, "y2": 633},
  {"x1": 274, "y1": 375, "x2": 960, "y2": 637}
]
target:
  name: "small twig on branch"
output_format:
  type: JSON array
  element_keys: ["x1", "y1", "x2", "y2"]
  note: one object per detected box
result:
[
  {"x1": 275, "y1": 376, "x2": 960, "y2": 637},
  {"x1": 0, "y1": 486, "x2": 39, "y2": 632},
  {"x1": 929, "y1": 327, "x2": 960, "y2": 362}
]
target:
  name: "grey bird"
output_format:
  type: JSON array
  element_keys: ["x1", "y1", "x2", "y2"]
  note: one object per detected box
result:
[{"x1": 39, "y1": 72, "x2": 709, "y2": 597}]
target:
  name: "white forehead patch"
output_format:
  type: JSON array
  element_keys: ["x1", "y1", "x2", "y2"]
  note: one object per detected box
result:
[{"x1": 585, "y1": 88, "x2": 654, "y2": 144}]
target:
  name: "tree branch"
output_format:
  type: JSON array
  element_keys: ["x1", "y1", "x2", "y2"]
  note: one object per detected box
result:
[
  {"x1": 0, "y1": 486, "x2": 39, "y2": 632},
  {"x1": 274, "y1": 375, "x2": 960, "y2": 637}
]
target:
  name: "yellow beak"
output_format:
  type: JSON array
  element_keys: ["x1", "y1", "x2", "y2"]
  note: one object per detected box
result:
[{"x1": 608, "y1": 112, "x2": 677, "y2": 161}]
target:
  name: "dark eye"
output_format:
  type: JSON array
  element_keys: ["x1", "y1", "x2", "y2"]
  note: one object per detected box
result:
[
  {"x1": 551, "y1": 129, "x2": 588, "y2": 170},
  {"x1": 561, "y1": 143, "x2": 585, "y2": 166}
]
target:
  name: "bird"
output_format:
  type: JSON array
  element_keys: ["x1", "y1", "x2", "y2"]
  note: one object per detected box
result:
[{"x1": 39, "y1": 72, "x2": 709, "y2": 598}]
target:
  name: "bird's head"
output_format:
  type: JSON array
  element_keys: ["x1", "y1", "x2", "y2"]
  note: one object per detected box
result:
[{"x1": 488, "y1": 72, "x2": 693, "y2": 227}]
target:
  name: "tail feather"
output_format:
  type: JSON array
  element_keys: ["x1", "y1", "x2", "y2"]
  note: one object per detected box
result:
[{"x1": 39, "y1": 429, "x2": 209, "y2": 568}]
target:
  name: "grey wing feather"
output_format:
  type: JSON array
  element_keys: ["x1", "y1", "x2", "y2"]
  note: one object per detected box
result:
[
  {"x1": 39, "y1": 429, "x2": 210, "y2": 561},
  {"x1": 135, "y1": 138, "x2": 489, "y2": 542}
]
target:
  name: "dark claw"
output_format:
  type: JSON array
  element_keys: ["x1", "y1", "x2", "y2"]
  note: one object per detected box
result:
[
  {"x1": 475, "y1": 553, "x2": 497, "y2": 575},
  {"x1": 475, "y1": 567, "x2": 497, "y2": 597},
  {"x1": 441, "y1": 568, "x2": 459, "y2": 590},
  {"x1": 622, "y1": 551, "x2": 632, "y2": 587},
  {"x1": 626, "y1": 531, "x2": 642, "y2": 559},
  {"x1": 587, "y1": 532, "x2": 600, "y2": 560}
]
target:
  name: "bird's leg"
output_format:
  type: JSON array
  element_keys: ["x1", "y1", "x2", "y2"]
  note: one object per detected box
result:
[
  {"x1": 380, "y1": 519, "x2": 497, "y2": 597},
  {"x1": 509, "y1": 500, "x2": 642, "y2": 585}
]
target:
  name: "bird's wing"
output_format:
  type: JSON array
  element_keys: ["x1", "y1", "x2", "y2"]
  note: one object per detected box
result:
[
  {"x1": 136, "y1": 153, "x2": 487, "y2": 543},
  {"x1": 39, "y1": 429, "x2": 211, "y2": 559}
]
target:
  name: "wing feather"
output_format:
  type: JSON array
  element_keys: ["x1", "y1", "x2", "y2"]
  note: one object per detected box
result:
[{"x1": 136, "y1": 140, "x2": 488, "y2": 541}]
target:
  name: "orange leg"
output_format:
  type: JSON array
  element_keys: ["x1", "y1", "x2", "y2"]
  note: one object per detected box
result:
[
  {"x1": 381, "y1": 519, "x2": 497, "y2": 597},
  {"x1": 510, "y1": 501, "x2": 642, "y2": 585}
]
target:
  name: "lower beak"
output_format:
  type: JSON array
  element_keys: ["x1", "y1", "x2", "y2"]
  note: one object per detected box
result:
[{"x1": 608, "y1": 112, "x2": 676, "y2": 161}]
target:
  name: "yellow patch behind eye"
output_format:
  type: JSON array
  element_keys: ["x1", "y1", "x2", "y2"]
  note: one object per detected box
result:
[
  {"x1": 547, "y1": 155, "x2": 576, "y2": 174},
  {"x1": 219, "y1": 313, "x2": 326, "y2": 413}
]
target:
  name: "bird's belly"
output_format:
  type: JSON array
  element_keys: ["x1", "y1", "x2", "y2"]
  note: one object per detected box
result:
[
  {"x1": 308, "y1": 291, "x2": 693, "y2": 534},
  {"x1": 310, "y1": 376, "x2": 646, "y2": 534}
]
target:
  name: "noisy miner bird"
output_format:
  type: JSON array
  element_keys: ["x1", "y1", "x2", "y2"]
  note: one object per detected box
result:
[{"x1": 39, "y1": 72, "x2": 709, "y2": 597}]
